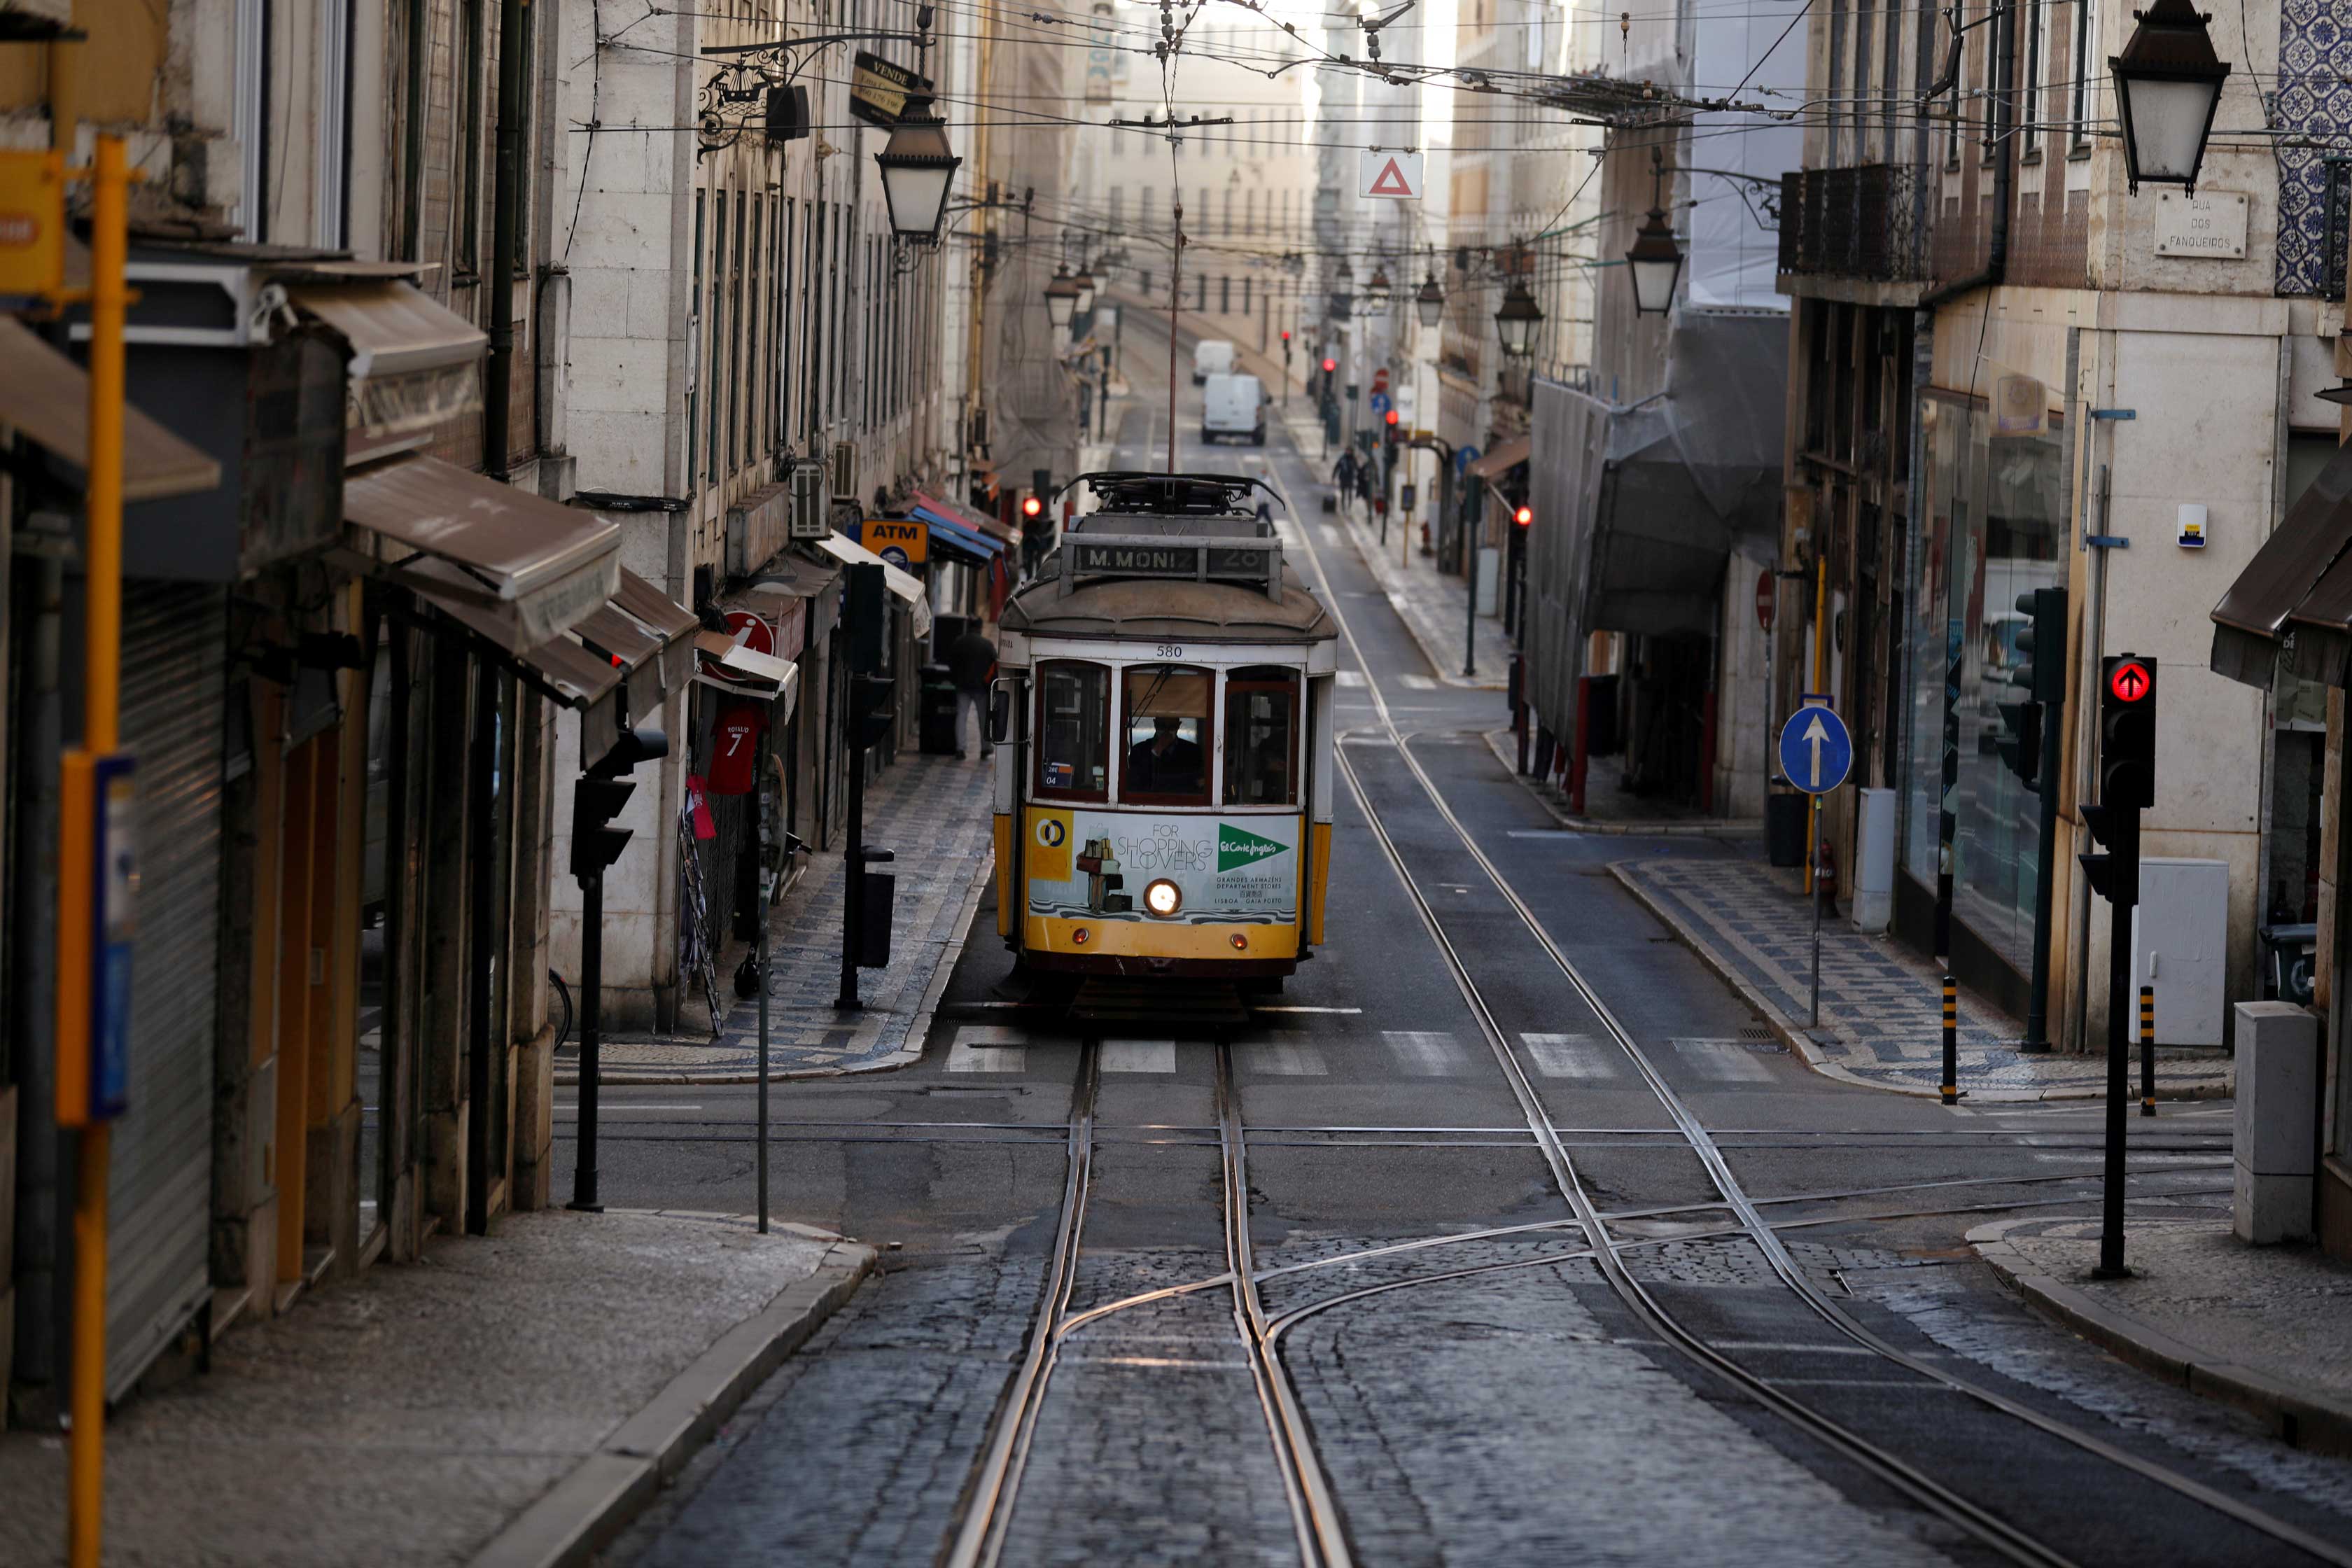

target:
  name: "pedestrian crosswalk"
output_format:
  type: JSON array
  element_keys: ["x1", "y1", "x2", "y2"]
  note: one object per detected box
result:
[
  {"x1": 1672, "y1": 1037, "x2": 1775, "y2": 1082},
  {"x1": 1519, "y1": 1032, "x2": 1616, "y2": 1079},
  {"x1": 1397, "y1": 673, "x2": 1438, "y2": 690},
  {"x1": 944, "y1": 1025, "x2": 1777, "y2": 1084},
  {"x1": 1334, "y1": 670, "x2": 1368, "y2": 688},
  {"x1": 1099, "y1": 1039, "x2": 1178, "y2": 1074},
  {"x1": 946, "y1": 1026, "x2": 1026, "y2": 1074}
]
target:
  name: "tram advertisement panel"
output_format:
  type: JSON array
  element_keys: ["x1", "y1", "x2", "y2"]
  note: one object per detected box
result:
[{"x1": 1025, "y1": 808, "x2": 1300, "y2": 921}]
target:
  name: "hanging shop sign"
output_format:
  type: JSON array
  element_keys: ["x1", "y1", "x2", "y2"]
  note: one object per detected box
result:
[
  {"x1": 860, "y1": 517, "x2": 929, "y2": 568},
  {"x1": 849, "y1": 52, "x2": 933, "y2": 128},
  {"x1": 0, "y1": 149, "x2": 65, "y2": 296}
]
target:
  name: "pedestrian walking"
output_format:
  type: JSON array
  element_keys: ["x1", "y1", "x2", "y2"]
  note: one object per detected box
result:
[
  {"x1": 1332, "y1": 450, "x2": 1358, "y2": 515},
  {"x1": 946, "y1": 623, "x2": 999, "y2": 761}
]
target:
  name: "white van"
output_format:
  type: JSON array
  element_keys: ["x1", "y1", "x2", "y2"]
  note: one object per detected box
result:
[
  {"x1": 1191, "y1": 339, "x2": 1236, "y2": 384},
  {"x1": 1201, "y1": 372, "x2": 1267, "y2": 446}
]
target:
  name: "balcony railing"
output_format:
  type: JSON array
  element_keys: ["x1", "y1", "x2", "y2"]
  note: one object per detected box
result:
[{"x1": 1777, "y1": 164, "x2": 1931, "y2": 284}]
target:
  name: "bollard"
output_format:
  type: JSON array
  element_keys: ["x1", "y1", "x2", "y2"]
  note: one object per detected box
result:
[
  {"x1": 1940, "y1": 976, "x2": 1958, "y2": 1105},
  {"x1": 2139, "y1": 983, "x2": 2156, "y2": 1118}
]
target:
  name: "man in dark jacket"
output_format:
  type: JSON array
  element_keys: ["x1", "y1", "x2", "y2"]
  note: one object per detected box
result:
[{"x1": 946, "y1": 624, "x2": 998, "y2": 760}]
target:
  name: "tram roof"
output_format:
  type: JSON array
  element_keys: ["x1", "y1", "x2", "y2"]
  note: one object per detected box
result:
[{"x1": 1002, "y1": 562, "x2": 1335, "y2": 644}]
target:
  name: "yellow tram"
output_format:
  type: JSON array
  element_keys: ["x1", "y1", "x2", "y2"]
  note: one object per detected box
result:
[{"x1": 990, "y1": 473, "x2": 1338, "y2": 980}]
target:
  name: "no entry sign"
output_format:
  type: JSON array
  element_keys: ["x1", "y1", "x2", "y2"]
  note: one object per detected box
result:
[{"x1": 1755, "y1": 573, "x2": 1774, "y2": 631}]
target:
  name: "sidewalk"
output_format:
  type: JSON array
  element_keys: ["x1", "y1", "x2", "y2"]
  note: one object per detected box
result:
[
  {"x1": 1280, "y1": 405, "x2": 1511, "y2": 691},
  {"x1": 1616, "y1": 853, "x2": 2234, "y2": 1102},
  {"x1": 1973, "y1": 1216, "x2": 2352, "y2": 1455},
  {"x1": 0, "y1": 1210, "x2": 872, "y2": 1568},
  {"x1": 559, "y1": 751, "x2": 995, "y2": 1084},
  {"x1": 1482, "y1": 729, "x2": 1765, "y2": 836}
]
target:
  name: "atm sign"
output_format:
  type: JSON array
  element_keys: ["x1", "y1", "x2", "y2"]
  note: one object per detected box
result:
[{"x1": 861, "y1": 518, "x2": 927, "y2": 567}]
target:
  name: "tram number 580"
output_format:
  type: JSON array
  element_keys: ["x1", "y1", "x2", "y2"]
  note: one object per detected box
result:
[{"x1": 1154, "y1": 644, "x2": 1185, "y2": 659}]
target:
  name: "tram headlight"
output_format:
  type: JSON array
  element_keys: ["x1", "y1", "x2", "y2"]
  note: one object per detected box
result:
[{"x1": 1143, "y1": 878, "x2": 1182, "y2": 918}]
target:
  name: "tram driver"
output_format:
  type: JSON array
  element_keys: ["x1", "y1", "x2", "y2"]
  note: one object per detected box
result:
[{"x1": 1126, "y1": 715, "x2": 1204, "y2": 794}]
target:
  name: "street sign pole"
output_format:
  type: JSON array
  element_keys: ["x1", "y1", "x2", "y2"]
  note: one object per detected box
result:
[
  {"x1": 757, "y1": 771, "x2": 772, "y2": 1235},
  {"x1": 1779, "y1": 700, "x2": 1853, "y2": 1033}
]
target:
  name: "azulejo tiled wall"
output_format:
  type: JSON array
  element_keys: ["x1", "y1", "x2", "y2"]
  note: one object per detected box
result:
[{"x1": 2276, "y1": 0, "x2": 2352, "y2": 295}]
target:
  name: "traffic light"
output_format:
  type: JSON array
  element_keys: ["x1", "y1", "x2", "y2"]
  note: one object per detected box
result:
[
  {"x1": 1995, "y1": 698, "x2": 2040, "y2": 788},
  {"x1": 573, "y1": 724, "x2": 668, "y2": 880},
  {"x1": 1021, "y1": 493, "x2": 1043, "y2": 521},
  {"x1": 2099, "y1": 653, "x2": 2157, "y2": 810},
  {"x1": 1281, "y1": 328, "x2": 1292, "y2": 345},
  {"x1": 850, "y1": 671, "x2": 896, "y2": 750},
  {"x1": 571, "y1": 779, "x2": 638, "y2": 879},
  {"x1": 846, "y1": 563, "x2": 887, "y2": 675},
  {"x1": 1322, "y1": 356, "x2": 1337, "y2": 374},
  {"x1": 1513, "y1": 504, "x2": 1533, "y2": 528},
  {"x1": 2014, "y1": 587, "x2": 2068, "y2": 704}
]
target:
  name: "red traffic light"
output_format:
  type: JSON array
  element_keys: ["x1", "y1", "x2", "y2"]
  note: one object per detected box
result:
[
  {"x1": 1280, "y1": 328, "x2": 1292, "y2": 342},
  {"x1": 1321, "y1": 357, "x2": 1337, "y2": 374},
  {"x1": 1513, "y1": 505, "x2": 1534, "y2": 527},
  {"x1": 2108, "y1": 659, "x2": 2152, "y2": 704},
  {"x1": 1021, "y1": 495, "x2": 1044, "y2": 518},
  {"x1": 1384, "y1": 408, "x2": 1399, "y2": 426}
]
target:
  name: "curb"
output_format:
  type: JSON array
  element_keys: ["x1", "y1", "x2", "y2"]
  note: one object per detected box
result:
[
  {"x1": 1478, "y1": 729, "x2": 1765, "y2": 836},
  {"x1": 553, "y1": 848, "x2": 995, "y2": 1086},
  {"x1": 1968, "y1": 1219, "x2": 2352, "y2": 1457},
  {"x1": 1611, "y1": 859, "x2": 2089, "y2": 1104},
  {"x1": 468, "y1": 1238, "x2": 878, "y2": 1568}
]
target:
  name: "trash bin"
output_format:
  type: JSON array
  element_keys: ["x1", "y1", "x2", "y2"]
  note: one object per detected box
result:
[
  {"x1": 1766, "y1": 788, "x2": 1808, "y2": 869},
  {"x1": 918, "y1": 664, "x2": 960, "y2": 754}
]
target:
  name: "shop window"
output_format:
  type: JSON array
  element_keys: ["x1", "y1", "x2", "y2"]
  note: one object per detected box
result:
[
  {"x1": 1899, "y1": 391, "x2": 2067, "y2": 973},
  {"x1": 1121, "y1": 664, "x2": 1213, "y2": 805},
  {"x1": 1224, "y1": 666, "x2": 1298, "y2": 806},
  {"x1": 1037, "y1": 661, "x2": 1110, "y2": 800}
]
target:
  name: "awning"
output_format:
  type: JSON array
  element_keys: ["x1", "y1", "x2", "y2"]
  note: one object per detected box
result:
[
  {"x1": 286, "y1": 280, "x2": 485, "y2": 443},
  {"x1": 1464, "y1": 435, "x2": 1532, "y2": 482},
  {"x1": 817, "y1": 531, "x2": 934, "y2": 636},
  {"x1": 344, "y1": 454, "x2": 620, "y2": 645},
  {"x1": 911, "y1": 487, "x2": 1016, "y2": 542},
  {"x1": 909, "y1": 505, "x2": 1006, "y2": 564},
  {"x1": 0, "y1": 316, "x2": 222, "y2": 501},
  {"x1": 693, "y1": 628, "x2": 802, "y2": 713},
  {"x1": 2211, "y1": 438, "x2": 2352, "y2": 687}
]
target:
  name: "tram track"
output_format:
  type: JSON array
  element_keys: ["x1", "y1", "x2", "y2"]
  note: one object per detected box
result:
[
  {"x1": 1261, "y1": 447, "x2": 2352, "y2": 1567},
  {"x1": 943, "y1": 1041, "x2": 1353, "y2": 1568}
]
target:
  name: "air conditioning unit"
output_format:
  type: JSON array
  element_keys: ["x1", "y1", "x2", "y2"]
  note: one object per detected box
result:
[
  {"x1": 788, "y1": 459, "x2": 829, "y2": 540},
  {"x1": 831, "y1": 440, "x2": 858, "y2": 500}
]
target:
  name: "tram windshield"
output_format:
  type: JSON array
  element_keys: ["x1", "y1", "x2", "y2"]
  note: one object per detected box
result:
[
  {"x1": 1224, "y1": 667, "x2": 1299, "y2": 806},
  {"x1": 1121, "y1": 665, "x2": 1212, "y2": 804},
  {"x1": 1036, "y1": 662, "x2": 1112, "y2": 799}
]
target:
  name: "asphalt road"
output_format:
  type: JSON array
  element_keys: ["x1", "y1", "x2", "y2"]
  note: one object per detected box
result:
[{"x1": 573, "y1": 329, "x2": 2352, "y2": 1567}]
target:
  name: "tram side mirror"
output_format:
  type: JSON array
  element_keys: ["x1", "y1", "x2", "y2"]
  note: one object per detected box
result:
[{"x1": 990, "y1": 686, "x2": 1011, "y2": 746}]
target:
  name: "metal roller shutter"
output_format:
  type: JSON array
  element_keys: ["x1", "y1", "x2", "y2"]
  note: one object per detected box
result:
[{"x1": 104, "y1": 582, "x2": 225, "y2": 1396}]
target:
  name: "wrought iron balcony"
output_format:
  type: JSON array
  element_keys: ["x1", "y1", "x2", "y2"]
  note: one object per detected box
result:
[{"x1": 1777, "y1": 164, "x2": 1931, "y2": 284}]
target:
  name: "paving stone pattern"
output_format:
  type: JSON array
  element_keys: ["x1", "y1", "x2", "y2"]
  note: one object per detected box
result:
[
  {"x1": 1618, "y1": 855, "x2": 2234, "y2": 1100},
  {"x1": 576, "y1": 752, "x2": 995, "y2": 1079}
]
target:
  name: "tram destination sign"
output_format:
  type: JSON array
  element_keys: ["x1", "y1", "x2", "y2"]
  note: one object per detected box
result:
[{"x1": 1062, "y1": 535, "x2": 1284, "y2": 600}]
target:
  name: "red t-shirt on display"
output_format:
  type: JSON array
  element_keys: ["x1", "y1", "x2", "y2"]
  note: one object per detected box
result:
[{"x1": 707, "y1": 701, "x2": 768, "y2": 795}]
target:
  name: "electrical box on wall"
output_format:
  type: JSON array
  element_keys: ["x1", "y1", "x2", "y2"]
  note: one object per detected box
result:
[
  {"x1": 2178, "y1": 503, "x2": 2208, "y2": 548},
  {"x1": 2131, "y1": 858, "x2": 2228, "y2": 1046}
]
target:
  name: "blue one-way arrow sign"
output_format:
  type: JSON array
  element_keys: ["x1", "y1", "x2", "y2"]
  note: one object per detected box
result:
[{"x1": 1778, "y1": 704, "x2": 1852, "y2": 795}]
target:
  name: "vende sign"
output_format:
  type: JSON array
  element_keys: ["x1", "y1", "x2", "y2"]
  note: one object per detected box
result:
[{"x1": 1359, "y1": 150, "x2": 1423, "y2": 201}]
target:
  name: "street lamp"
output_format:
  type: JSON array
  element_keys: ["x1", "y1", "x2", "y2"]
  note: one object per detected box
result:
[
  {"x1": 1368, "y1": 265, "x2": 1393, "y2": 300},
  {"x1": 2110, "y1": 0, "x2": 2232, "y2": 195},
  {"x1": 1043, "y1": 265, "x2": 1082, "y2": 330},
  {"x1": 1625, "y1": 206, "x2": 1684, "y2": 316},
  {"x1": 873, "y1": 94, "x2": 961, "y2": 242},
  {"x1": 1070, "y1": 265, "x2": 1098, "y2": 316},
  {"x1": 1415, "y1": 272, "x2": 1444, "y2": 330},
  {"x1": 1493, "y1": 279, "x2": 1543, "y2": 358}
]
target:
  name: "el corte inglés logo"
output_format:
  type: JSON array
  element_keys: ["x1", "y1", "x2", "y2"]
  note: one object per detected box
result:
[{"x1": 1217, "y1": 823, "x2": 1288, "y2": 874}]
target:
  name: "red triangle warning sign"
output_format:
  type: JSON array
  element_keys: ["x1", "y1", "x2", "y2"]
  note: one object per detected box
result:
[{"x1": 1368, "y1": 158, "x2": 1413, "y2": 197}]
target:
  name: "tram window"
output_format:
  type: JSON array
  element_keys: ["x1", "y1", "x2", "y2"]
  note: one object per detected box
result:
[
  {"x1": 1120, "y1": 664, "x2": 1213, "y2": 805},
  {"x1": 1035, "y1": 662, "x2": 1111, "y2": 799},
  {"x1": 1224, "y1": 667, "x2": 1299, "y2": 806}
]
